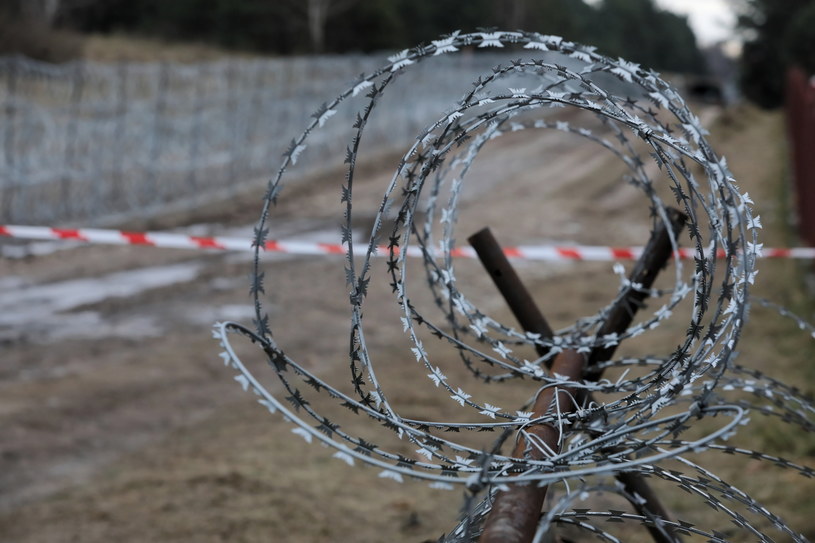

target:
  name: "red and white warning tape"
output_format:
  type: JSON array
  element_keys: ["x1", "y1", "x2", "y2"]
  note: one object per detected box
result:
[{"x1": 2, "y1": 224, "x2": 815, "y2": 261}]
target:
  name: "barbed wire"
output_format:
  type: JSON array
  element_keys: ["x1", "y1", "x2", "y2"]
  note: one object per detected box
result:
[{"x1": 211, "y1": 30, "x2": 814, "y2": 541}]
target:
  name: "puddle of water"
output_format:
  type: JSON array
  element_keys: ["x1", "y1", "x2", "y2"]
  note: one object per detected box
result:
[
  {"x1": 183, "y1": 303, "x2": 258, "y2": 326},
  {"x1": 0, "y1": 219, "x2": 361, "y2": 342},
  {"x1": 0, "y1": 262, "x2": 202, "y2": 342}
]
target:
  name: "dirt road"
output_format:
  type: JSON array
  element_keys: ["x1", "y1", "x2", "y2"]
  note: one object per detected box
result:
[{"x1": 1, "y1": 104, "x2": 813, "y2": 542}]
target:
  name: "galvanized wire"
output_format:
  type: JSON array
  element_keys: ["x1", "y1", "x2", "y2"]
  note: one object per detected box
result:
[
  {"x1": 0, "y1": 53, "x2": 506, "y2": 226},
  {"x1": 212, "y1": 31, "x2": 814, "y2": 542}
]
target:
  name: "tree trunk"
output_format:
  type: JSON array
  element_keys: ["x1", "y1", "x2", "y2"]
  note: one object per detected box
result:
[
  {"x1": 307, "y1": 0, "x2": 329, "y2": 54},
  {"x1": 19, "y1": 0, "x2": 61, "y2": 26}
]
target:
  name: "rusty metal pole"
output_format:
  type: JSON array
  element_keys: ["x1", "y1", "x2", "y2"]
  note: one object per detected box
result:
[
  {"x1": 616, "y1": 472, "x2": 680, "y2": 543},
  {"x1": 584, "y1": 207, "x2": 687, "y2": 381},
  {"x1": 579, "y1": 208, "x2": 688, "y2": 543},
  {"x1": 479, "y1": 349, "x2": 584, "y2": 543},
  {"x1": 470, "y1": 213, "x2": 687, "y2": 543},
  {"x1": 469, "y1": 227, "x2": 554, "y2": 357}
]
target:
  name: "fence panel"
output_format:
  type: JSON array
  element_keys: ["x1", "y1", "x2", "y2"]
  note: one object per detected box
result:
[
  {"x1": 0, "y1": 53, "x2": 507, "y2": 226},
  {"x1": 786, "y1": 67, "x2": 815, "y2": 246}
]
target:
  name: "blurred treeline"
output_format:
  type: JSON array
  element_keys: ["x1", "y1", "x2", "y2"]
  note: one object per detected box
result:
[
  {"x1": 2, "y1": 0, "x2": 705, "y2": 73},
  {"x1": 4, "y1": 0, "x2": 815, "y2": 109},
  {"x1": 738, "y1": 0, "x2": 815, "y2": 108}
]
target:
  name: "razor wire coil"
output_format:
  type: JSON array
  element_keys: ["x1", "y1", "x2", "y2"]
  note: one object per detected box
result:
[{"x1": 211, "y1": 30, "x2": 814, "y2": 542}]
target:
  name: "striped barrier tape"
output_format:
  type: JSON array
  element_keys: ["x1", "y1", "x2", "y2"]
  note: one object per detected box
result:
[{"x1": 2, "y1": 224, "x2": 814, "y2": 261}]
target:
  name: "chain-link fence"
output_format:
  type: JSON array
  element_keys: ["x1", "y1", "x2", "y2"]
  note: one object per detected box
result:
[{"x1": 0, "y1": 53, "x2": 511, "y2": 226}]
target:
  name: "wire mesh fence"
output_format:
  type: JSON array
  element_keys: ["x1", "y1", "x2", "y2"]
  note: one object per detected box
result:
[{"x1": 0, "y1": 52, "x2": 512, "y2": 226}]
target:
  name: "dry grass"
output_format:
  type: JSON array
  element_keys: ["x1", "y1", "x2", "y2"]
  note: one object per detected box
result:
[
  {"x1": 0, "y1": 22, "x2": 247, "y2": 64},
  {"x1": 0, "y1": 13, "x2": 82, "y2": 63},
  {"x1": 81, "y1": 33, "x2": 247, "y2": 63}
]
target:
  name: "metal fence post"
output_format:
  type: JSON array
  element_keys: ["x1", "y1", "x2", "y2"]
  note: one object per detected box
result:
[
  {"x1": 146, "y1": 61, "x2": 169, "y2": 209},
  {"x1": 111, "y1": 61, "x2": 129, "y2": 214},
  {"x1": 2, "y1": 56, "x2": 19, "y2": 222},
  {"x1": 786, "y1": 67, "x2": 815, "y2": 247},
  {"x1": 186, "y1": 61, "x2": 206, "y2": 192},
  {"x1": 59, "y1": 60, "x2": 84, "y2": 221}
]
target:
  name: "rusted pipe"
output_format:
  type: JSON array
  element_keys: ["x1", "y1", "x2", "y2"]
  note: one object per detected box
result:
[
  {"x1": 584, "y1": 207, "x2": 688, "y2": 381},
  {"x1": 468, "y1": 227, "x2": 554, "y2": 359},
  {"x1": 469, "y1": 219, "x2": 686, "y2": 543},
  {"x1": 617, "y1": 471, "x2": 681, "y2": 543},
  {"x1": 584, "y1": 212, "x2": 688, "y2": 543},
  {"x1": 479, "y1": 349, "x2": 584, "y2": 543},
  {"x1": 578, "y1": 208, "x2": 687, "y2": 543}
]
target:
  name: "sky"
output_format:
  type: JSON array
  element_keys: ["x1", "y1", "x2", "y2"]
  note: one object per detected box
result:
[{"x1": 655, "y1": 0, "x2": 738, "y2": 46}]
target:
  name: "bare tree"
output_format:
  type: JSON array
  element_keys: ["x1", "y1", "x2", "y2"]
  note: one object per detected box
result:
[
  {"x1": 284, "y1": 0, "x2": 359, "y2": 53},
  {"x1": 503, "y1": 0, "x2": 527, "y2": 30},
  {"x1": 17, "y1": 0, "x2": 61, "y2": 25}
]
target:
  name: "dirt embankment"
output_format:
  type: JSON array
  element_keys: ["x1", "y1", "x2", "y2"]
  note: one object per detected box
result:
[{"x1": 1, "y1": 104, "x2": 813, "y2": 542}]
